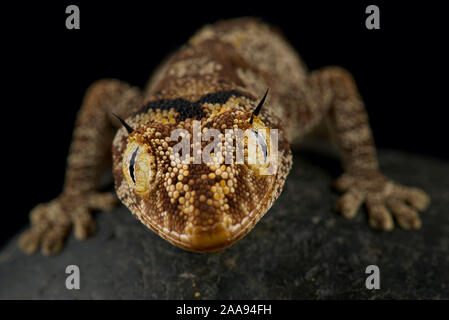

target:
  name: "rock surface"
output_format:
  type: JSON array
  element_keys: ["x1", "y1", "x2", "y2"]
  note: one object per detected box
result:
[{"x1": 1, "y1": 146, "x2": 448, "y2": 299}]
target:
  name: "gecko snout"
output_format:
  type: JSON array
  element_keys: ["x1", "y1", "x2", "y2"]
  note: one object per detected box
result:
[{"x1": 183, "y1": 217, "x2": 233, "y2": 252}]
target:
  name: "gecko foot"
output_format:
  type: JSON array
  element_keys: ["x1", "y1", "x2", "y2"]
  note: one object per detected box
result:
[
  {"x1": 333, "y1": 172, "x2": 430, "y2": 230},
  {"x1": 19, "y1": 192, "x2": 118, "y2": 255}
]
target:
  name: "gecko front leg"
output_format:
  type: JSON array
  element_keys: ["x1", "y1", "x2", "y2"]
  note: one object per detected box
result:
[
  {"x1": 307, "y1": 67, "x2": 430, "y2": 230},
  {"x1": 19, "y1": 79, "x2": 142, "y2": 255}
]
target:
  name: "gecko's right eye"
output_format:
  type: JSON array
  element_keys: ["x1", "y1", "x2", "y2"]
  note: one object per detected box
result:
[{"x1": 123, "y1": 140, "x2": 156, "y2": 195}]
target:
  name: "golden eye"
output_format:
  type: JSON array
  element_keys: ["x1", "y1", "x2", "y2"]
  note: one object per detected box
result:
[
  {"x1": 123, "y1": 140, "x2": 156, "y2": 195},
  {"x1": 251, "y1": 129, "x2": 268, "y2": 162},
  {"x1": 134, "y1": 150, "x2": 155, "y2": 194},
  {"x1": 246, "y1": 128, "x2": 270, "y2": 168},
  {"x1": 245, "y1": 116, "x2": 270, "y2": 165}
]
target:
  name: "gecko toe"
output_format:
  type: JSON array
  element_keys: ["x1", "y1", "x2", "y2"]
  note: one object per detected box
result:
[
  {"x1": 386, "y1": 198, "x2": 421, "y2": 230},
  {"x1": 41, "y1": 228, "x2": 69, "y2": 255},
  {"x1": 405, "y1": 189, "x2": 430, "y2": 211},
  {"x1": 72, "y1": 209, "x2": 96, "y2": 240},
  {"x1": 392, "y1": 184, "x2": 430, "y2": 211},
  {"x1": 18, "y1": 229, "x2": 42, "y2": 254},
  {"x1": 335, "y1": 188, "x2": 364, "y2": 219},
  {"x1": 367, "y1": 201, "x2": 394, "y2": 231},
  {"x1": 88, "y1": 192, "x2": 119, "y2": 212},
  {"x1": 333, "y1": 174, "x2": 356, "y2": 192}
]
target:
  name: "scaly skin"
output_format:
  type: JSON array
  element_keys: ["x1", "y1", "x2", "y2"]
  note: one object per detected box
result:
[{"x1": 19, "y1": 18, "x2": 430, "y2": 255}]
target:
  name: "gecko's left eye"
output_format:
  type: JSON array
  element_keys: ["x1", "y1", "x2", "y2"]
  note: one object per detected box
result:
[
  {"x1": 251, "y1": 129, "x2": 268, "y2": 161},
  {"x1": 245, "y1": 127, "x2": 272, "y2": 171},
  {"x1": 123, "y1": 140, "x2": 156, "y2": 195}
]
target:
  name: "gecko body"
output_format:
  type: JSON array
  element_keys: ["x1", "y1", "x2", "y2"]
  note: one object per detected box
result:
[{"x1": 20, "y1": 18, "x2": 430, "y2": 255}]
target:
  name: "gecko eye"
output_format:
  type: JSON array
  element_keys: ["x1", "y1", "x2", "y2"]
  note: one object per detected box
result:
[
  {"x1": 251, "y1": 129, "x2": 268, "y2": 161},
  {"x1": 246, "y1": 128, "x2": 270, "y2": 168},
  {"x1": 245, "y1": 113, "x2": 270, "y2": 165},
  {"x1": 123, "y1": 140, "x2": 156, "y2": 195}
]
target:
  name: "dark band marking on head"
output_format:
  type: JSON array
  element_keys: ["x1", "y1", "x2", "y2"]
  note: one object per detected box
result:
[{"x1": 137, "y1": 90, "x2": 245, "y2": 121}]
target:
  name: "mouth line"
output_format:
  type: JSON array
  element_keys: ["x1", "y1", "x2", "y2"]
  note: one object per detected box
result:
[{"x1": 140, "y1": 215, "x2": 254, "y2": 253}]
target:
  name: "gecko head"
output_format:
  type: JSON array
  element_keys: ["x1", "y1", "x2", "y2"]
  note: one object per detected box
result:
[{"x1": 112, "y1": 91, "x2": 288, "y2": 252}]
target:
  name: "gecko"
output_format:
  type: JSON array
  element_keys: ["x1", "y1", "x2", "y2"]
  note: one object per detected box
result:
[{"x1": 19, "y1": 18, "x2": 430, "y2": 255}]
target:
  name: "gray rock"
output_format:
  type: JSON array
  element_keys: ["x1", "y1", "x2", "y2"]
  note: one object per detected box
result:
[{"x1": 1, "y1": 145, "x2": 448, "y2": 299}]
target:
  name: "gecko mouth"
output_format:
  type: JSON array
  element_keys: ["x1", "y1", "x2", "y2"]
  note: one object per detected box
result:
[
  {"x1": 175, "y1": 215, "x2": 255, "y2": 252},
  {"x1": 137, "y1": 206, "x2": 260, "y2": 253}
]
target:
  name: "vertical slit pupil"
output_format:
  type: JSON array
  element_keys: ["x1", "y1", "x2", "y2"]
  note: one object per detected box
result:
[
  {"x1": 129, "y1": 147, "x2": 139, "y2": 184},
  {"x1": 252, "y1": 130, "x2": 268, "y2": 161}
]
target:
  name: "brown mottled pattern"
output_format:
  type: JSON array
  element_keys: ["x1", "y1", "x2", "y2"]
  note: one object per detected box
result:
[{"x1": 19, "y1": 18, "x2": 430, "y2": 255}]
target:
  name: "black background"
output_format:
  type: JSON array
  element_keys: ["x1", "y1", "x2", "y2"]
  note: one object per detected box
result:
[{"x1": 2, "y1": 1, "x2": 447, "y2": 248}]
